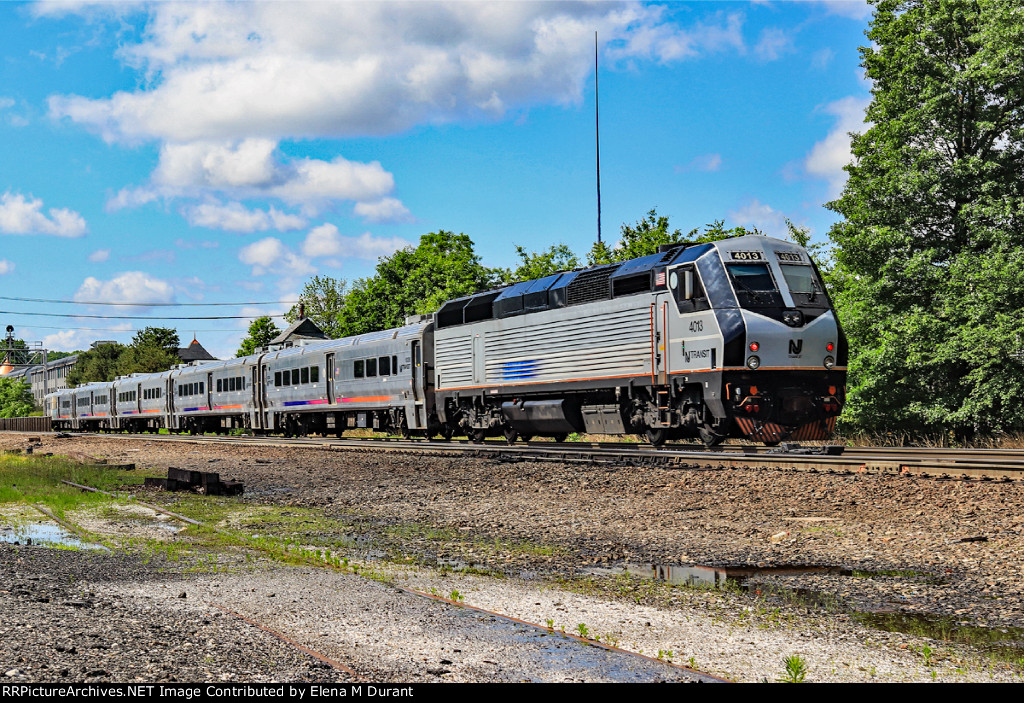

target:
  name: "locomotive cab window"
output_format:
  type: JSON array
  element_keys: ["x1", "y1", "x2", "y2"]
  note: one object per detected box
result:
[
  {"x1": 670, "y1": 265, "x2": 710, "y2": 314},
  {"x1": 726, "y1": 263, "x2": 783, "y2": 308},
  {"x1": 780, "y1": 264, "x2": 828, "y2": 308}
]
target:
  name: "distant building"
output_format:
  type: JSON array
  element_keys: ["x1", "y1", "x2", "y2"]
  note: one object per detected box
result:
[
  {"x1": 1, "y1": 354, "x2": 79, "y2": 402},
  {"x1": 268, "y1": 317, "x2": 328, "y2": 346},
  {"x1": 177, "y1": 337, "x2": 217, "y2": 363},
  {"x1": 5, "y1": 336, "x2": 219, "y2": 403}
]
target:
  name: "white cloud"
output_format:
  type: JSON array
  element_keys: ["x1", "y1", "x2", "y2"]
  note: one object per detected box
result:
[
  {"x1": 87, "y1": 248, "x2": 110, "y2": 262},
  {"x1": 0, "y1": 192, "x2": 87, "y2": 237},
  {"x1": 353, "y1": 197, "x2": 414, "y2": 224},
  {"x1": 106, "y1": 186, "x2": 158, "y2": 211},
  {"x1": 42, "y1": 329, "x2": 89, "y2": 353},
  {"x1": 74, "y1": 271, "x2": 176, "y2": 306},
  {"x1": 182, "y1": 200, "x2": 307, "y2": 233},
  {"x1": 728, "y1": 199, "x2": 792, "y2": 236},
  {"x1": 238, "y1": 236, "x2": 315, "y2": 278},
  {"x1": 804, "y1": 96, "x2": 871, "y2": 197},
  {"x1": 754, "y1": 28, "x2": 793, "y2": 62},
  {"x1": 109, "y1": 139, "x2": 402, "y2": 214},
  {"x1": 49, "y1": 3, "x2": 753, "y2": 144},
  {"x1": 817, "y1": 1, "x2": 873, "y2": 21},
  {"x1": 0, "y1": 259, "x2": 13, "y2": 274},
  {"x1": 676, "y1": 153, "x2": 722, "y2": 173},
  {"x1": 300, "y1": 224, "x2": 410, "y2": 260}
]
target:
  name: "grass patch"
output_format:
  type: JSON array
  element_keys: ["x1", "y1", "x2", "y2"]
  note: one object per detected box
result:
[{"x1": 0, "y1": 454, "x2": 144, "y2": 517}]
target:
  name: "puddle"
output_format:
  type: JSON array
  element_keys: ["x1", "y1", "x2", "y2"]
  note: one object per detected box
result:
[
  {"x1": 854, "y1": 611, "x2": 1024, "y2": 664},
  {"x1": 584, "y1": 562, "x2": 850, "y2": 588},
  {"x1": 0, "y1": 522, "x2": 106, "y2": 550},
  {"x1": 586, "y1": 561, "x2": 1019, "y2": 663}
]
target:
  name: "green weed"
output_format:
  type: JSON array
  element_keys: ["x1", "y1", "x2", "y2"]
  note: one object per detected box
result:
[{"x1": 777, "y1": 654, "x2": 808, "y2": 683}]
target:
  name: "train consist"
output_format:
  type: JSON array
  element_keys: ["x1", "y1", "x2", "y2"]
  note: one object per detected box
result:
[{"x1": 47, "y1": 235, "x2": 846, "y2": 446}]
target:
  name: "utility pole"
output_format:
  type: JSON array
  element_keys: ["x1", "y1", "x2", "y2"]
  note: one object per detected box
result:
[{"x1": 595, "y1": 30, "x2": 602, "y2": 246}]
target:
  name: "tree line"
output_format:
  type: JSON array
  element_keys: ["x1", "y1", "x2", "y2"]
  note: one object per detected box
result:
[
  {"x1": 14, "y1": 2, "x2": 1020, "y2": 442},
  {"x1": 236, "y1": 215, "x2": 764, "y2": 355}
]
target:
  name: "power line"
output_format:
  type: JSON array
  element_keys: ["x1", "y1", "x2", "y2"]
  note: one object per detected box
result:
[
  {"x1": 17, "y1": 324, "x2": 246, "y2": 333},
  {"x1": 0, "y1": 310, "x2": 285, "y2": 320},
  {"x1": 0, "y1": 294, "x2": 297, "y2": 307}
]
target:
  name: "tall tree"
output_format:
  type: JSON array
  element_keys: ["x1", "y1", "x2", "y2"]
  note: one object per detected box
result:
[
  {"x1": 0, "y1": 377, "x2": 34, "y2": 418},
  {"x1": 116, "y1": 327, "x2": 180, "y2": 376},
  {"x1": 67, "y1": 342, "x2": 125, "y2": 386},
  {"x1": 586, "y1": 210, "x2": 753, "y2": 265},
  {"x1": 501, "y1": 244, "x2": 580, "y2": 284},
  {"x1": 337, "y1": 231, "x2": 499, "y2": 336},
  {"x1": 284, "y1": 275, "x2": 347, "y2": 338},
  {"x1": 827, "y1": 0, "x2": 1024, "y2": 437},
  {"x1": 237, "y1": 316, "x2": 282, "y2": 357}
]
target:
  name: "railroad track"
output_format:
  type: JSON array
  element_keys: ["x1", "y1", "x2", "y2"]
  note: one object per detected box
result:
[{"x1": 35, "y1": 431, "x2": 1024, "y2": 481}]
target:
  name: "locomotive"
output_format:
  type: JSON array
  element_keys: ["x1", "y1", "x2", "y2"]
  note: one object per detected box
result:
[{"x1": 47, "y1": 234, "x2": 846, "y2": 446}]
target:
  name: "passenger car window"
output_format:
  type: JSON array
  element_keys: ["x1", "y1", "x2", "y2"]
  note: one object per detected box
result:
[
  {"x1": 354, "y1": 360, "x2": 364, "y2": 378},
  {"x1": 366, "y1": 358, "x2": 377, "y2": 377},
  {"x1": 379, "y1": 356, "x2": 390, "y2": 376}
]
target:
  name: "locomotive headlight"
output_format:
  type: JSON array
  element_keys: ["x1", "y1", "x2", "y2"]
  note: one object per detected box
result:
[
  {"x1": 823, "y1": 355, "x2": 835, "y2": 369},
  {"x1": 746, "y1": 355, "x2": 761, "y2": 370}
]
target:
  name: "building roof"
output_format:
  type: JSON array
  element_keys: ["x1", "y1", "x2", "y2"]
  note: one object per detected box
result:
[
  {"x1": 177, "y1": 338, "x2": 217, "y2": 362},
  {"x1": 269, "y1": 317, "x2": 328, "y2": 346}
]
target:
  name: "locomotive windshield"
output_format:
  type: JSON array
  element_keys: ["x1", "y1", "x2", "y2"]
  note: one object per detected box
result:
[
  {"x1": 726, "y1": 263, "x2": 783, "y2": 308},
  {"x1": 780, "y1": 264, "x2": 828, "y2": 307}
]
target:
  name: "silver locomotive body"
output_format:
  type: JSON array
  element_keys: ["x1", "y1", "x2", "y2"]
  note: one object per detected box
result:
[{"x1": 434, "y1": 235, "x2": 846, "y2": 445}]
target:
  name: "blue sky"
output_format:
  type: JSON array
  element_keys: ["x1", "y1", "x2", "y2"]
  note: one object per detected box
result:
[{"x1": 0, "y1": 0, "x2": 873, "y2": 359}]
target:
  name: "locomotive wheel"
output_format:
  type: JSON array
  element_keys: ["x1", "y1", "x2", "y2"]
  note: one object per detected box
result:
[
  {"x1": 439, "y1": 424, "x2": 455, "y2": 441},
  {"x1": 520, "y1": 434, "x2": 534, "y2": 442},
  {"x1": 470, "y1": 429, "x2": 487, "y2": 444},
  {"x1": 645, "y1": 428, "x2": 667, "y2": 447},
  {"x1": 503, "y1": 427, "x2": 518, "y2": 444},
  {"x1": 400, "y1": 420, "x2": 411, "y2": 440},
  {"x1": 699, "y1": 426, "x2": 724, "y2": 447},
  {"x1": 552, "y1": 433, "x2": 568, "y2": 443}
]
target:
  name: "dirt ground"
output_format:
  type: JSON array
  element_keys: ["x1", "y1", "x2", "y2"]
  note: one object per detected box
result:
[{"x1": 2, "y1": 431, "x2": 1023, "y2": 682}]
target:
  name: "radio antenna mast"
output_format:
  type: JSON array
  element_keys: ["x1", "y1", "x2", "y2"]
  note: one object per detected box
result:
[{"x1": 595, "y1": 30, "x2": 602, "y2": 245}]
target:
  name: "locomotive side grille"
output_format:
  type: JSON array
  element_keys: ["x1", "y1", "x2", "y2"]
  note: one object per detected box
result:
[
  {"x1": 483, "y1": 307, "x2": 650, "y2": 383},
  {"x1": 434, "y1": 336, "x2": 474, "y2": 386},
  {"x1": 566, "y1": 266, "x2": 617, "y2": 306}
]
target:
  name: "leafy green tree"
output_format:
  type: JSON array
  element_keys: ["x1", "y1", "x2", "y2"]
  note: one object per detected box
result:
[
  {"x1": 237, "y1": 316, "x2": 282, "y2": 357},
  {"x1": 585, "y1": 210, "x2": 753, "y2": 266},
  {"x1": 116, "y1": 327, "x2": 180, "y2": 376},
  {"x1": 284, "y1": 275, "x2": 348, "y2": 339},
  {"x1": 827, "y1": 0, "x2": 1024, "y2": 438},
  {"x1": 337, "y1": 231, "x2": 499, "y2": 336},
  {"x1": 500, "y1": 244, "x2": 580, "y2": 284},
  {"x1": 130, "y1": 327, "x2": 180, "y2": 353},
  {"x1": 67, "y1": 342, "x2": 125, "y2": 386},
  {"x1": 608, "y1": 208, "x2": 685, "y2": 262},
  {"x1": 0, "y1": 377, "x2": 34, "y2": 418}
]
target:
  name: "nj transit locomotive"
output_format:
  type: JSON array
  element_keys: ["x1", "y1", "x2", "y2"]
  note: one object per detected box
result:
[{"x1": 47, "y1": 235, "x2": 846, "y2": 446}]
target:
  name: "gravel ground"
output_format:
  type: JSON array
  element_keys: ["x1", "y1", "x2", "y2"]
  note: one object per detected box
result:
[{"x1": 2, "y1": 432, "x2": 1024, "y2": 683}]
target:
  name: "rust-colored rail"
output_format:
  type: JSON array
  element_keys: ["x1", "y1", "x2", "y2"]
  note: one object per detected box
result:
[{"x1": 13, "y1": 429, "x2": 1024, "y2": 480}]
